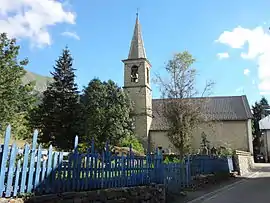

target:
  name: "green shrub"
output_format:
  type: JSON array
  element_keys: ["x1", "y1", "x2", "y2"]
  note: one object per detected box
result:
[
  {"x1": 217, "y1": 146, "x2": 233, "y2": 156},
  {"x1": 164, "y1": 156, "x2": 182, "y2": 164},
  {"x1": 119, "y1": 135, "x2": 144, "y2": 154}
]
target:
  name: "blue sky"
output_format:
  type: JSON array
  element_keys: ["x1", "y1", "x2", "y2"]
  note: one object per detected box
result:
[{"x1": 2, "y1": 0, "x2": 270, "y2": 106}]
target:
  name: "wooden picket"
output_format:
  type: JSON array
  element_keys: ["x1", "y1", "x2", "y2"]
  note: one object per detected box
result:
[
  {"x1": 0, "y1": 125, "x2": 11, "y2": 195},
  {"x1": 0, "y1": 126, "x2": 233, "y2": 198}
]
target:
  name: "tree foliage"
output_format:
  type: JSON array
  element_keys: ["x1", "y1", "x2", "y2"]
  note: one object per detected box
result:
[
  {"x1": 252, "y1": 97, "x2": 269, "y2": 154},
  {"x1": 30, "y1": 47, "x2": 81, "y2": 150},
  {"x1": 0, "y1": 33, "x2": 36, "y2": 139},
  {"x1": 155, "y1": 51, "x2": 214, "y2": 157},
  {"x1": 80, "y1": 79, "x2": 134, "y2": 152},
  {"x1": 200, "y1": 132, "x2": 210, "y2": 154}
]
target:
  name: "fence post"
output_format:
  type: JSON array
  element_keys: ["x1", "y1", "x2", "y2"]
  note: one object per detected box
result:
[
  {"x1": 13, "y1": 160, "x2": 21, "y2": 197},
  {"x1": 159, "y1": 149, "x2": 164, "y2": 184},
  {"x1": 104, "y1": 141, "x2": 111, "y2": 188},
  {"x1": 72, "y1": 135, "x2": 79, "y2": 191},
  {"x1": 34, "y1": 145, "x2": 42, "y2": 190},
  {"x1": 154, "y1": 148, "x2": 157, "y2": 183},
  {"x1": 45, "y1": 145, "x2": 53, "y2": 193},
  {"x1": 105, "y1": 141, "x2": 110, "y2": 170},
  {"x1": 154, "y1": 148, "x2": 163, "y2": 184},
  {"x1": 185, "y1": 155, "x2": 191, "y2": 187},
  {"x1": 146, "y1": 150, "x2": 150, "y2": 184},
  {"x1": 227, "y1": 156, "x2": 234, "y2": 172},
  {"x1": 0, "y1": 145, "x2": 4, "y2": 172},
  {"x1": 0, "y1": 125, "x2": 11, "y2": 196},
  {"x1": 20, "y1": 144, "x2": 30, "y2": 194},
  {"x1": 101, "y1": 151, "x2": 105, "y2": 189},
  {"x1": 90, "y1": 139, "x2": 95, "y2": 189},
  {"x1": 6, "y1": 143, "x2": 17, "y2": 197},
  {"x1": 27, "y1": 130, "x2": 38, "y2": 193}
]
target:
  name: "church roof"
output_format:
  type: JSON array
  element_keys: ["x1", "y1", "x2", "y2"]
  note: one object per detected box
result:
[
  {"x1": 128, "y1": 14, "x2": 147, "y2": 59},
  {"x1": 150, "y1": 95, "x2": 253, "y2": 131}
]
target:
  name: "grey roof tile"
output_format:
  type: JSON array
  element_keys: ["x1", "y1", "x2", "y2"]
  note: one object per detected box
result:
[{"x1": 150, "y1": 95, "x2": 253, "y2": 131}]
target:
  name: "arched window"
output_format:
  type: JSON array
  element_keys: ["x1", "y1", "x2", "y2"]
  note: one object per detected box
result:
[{"x1": 131, "y1": 65, "x2": 139, "y2": 82}]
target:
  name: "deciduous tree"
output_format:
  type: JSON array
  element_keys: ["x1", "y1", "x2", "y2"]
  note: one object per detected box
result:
[
  {"x1": 155, "y1": 51, "x2": 214, "y2": 157},
  {"x1": 80, "y1": 79, "x2": 134, "y2": 152},
  {"x1": 0, "y1": 33, "x2": 36, "y2": 139}
]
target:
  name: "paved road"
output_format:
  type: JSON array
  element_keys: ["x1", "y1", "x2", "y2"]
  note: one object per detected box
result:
[{"x1": 187, "y1": 164, "x2": 270, "y2": 203}]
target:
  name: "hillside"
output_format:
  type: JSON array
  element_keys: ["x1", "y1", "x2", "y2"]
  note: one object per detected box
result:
[{"x1": 22, "y1": 70, "x2": 53, "y2": 93}]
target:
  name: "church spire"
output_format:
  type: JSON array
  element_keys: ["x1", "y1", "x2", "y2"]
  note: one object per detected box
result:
[{"x1": 128, "y1": 12, "x2": 147, "y2": 59}]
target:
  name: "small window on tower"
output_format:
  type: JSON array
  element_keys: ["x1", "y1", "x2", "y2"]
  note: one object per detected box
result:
[
  {"x1": 147, "y1": 68, "x2": 149, "y2": 84},
  {"x1": 131, "y1": 65, "x2": 139, "y2": 83}
]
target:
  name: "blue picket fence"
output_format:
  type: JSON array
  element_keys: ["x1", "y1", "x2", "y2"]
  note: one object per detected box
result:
[
  {"x1": 188, "y1": 155, "x2": 234, "y2": 176},
  {"x1": 0, "y1": 125, "x2": 233, "y2": 198}
]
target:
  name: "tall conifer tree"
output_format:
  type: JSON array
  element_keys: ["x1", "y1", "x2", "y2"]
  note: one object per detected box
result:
[
  {"x1": 252, "y1": 97, "x2": 269, "y2": 155},
  {"x1": 31, "y1": 47, "x2": 80, "y2": 150}
]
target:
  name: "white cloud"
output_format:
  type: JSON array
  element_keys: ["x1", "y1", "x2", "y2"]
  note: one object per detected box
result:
[
  {"x1": 0, "y1": 0, "x2": 76, "y2": 47},
  {"x1": 216, "y1": 52, "x2": 229, "y2": 59},
  {"x1": 216, "y1": 26, "x2": 270, "y2": 93},
  {"x1": 61, "y1": 31, "x2": 80, "y2": 40},
  {"x1": 260, "y1": 91, "x2": 270, "y2": 95},
  {"x1": 244, "y1": 68, "x2": 250, "y2": 76}
]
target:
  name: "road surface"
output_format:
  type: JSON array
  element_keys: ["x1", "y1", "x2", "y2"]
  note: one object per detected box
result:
[{"x1": 187, "y1": 164, "x2": 270, "y2": 203}]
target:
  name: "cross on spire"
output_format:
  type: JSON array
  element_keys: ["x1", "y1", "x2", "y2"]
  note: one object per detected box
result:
[
  {"x1": 136, "y1": 8, "x2": 139, "y2": 18},
  {"x1": 127, "y1": 9, "x2": 146, "y2": 59}
]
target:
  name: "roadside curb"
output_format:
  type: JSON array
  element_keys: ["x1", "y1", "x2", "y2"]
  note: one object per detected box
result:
[{"x1": 186, "y1": 172, "x2": 259, "y2": 203}]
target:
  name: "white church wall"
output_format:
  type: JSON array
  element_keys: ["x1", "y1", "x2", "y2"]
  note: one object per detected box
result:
[{"x1": 149, "y1": 120, "x2": 250, "y2": 154}]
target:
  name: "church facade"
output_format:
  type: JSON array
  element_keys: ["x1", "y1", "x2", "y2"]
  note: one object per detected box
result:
[{"x1": 122, "y1": 15, "x2": 254, "y2": 154}]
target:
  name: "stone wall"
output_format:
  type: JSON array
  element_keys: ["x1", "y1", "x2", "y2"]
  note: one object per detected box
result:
[
  {"x1": 233, "y1": 150, "x2": 254, "y2": 176},
  {"x1": 0, "y1": 184, "x2": 165, "y2": 203}
]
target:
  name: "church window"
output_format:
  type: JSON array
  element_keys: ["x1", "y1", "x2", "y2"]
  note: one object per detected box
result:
[
  {"x1": 147, "y1": 68, "x2": 149, "y2": 84},
  {"x1": 131, "y1": 65, "x2": 139, "y2": 82}
]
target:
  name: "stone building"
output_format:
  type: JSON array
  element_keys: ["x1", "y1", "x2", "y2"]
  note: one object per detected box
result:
[
  {"x1": 122, "y1": 15, "x2": 253, "y2": 154},
  {"x1": 259, "y1": 116, "x2": 270, "y2": 162}
]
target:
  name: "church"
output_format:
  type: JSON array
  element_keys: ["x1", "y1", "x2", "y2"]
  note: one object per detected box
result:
[{"x1": 122, "y1": 15, "x2": 254, "y2": 154}]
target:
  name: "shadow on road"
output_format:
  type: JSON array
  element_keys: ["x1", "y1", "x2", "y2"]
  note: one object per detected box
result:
[{"x1": 173, "y1": 163, "x2": 270, "y2": 203}]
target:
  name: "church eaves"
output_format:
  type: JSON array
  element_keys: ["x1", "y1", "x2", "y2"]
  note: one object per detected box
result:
[{"x1": 128, "y1": 14, "x2": 147, "y2": 59}]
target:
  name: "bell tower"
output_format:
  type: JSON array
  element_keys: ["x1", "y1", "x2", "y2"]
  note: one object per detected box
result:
[{"x1": 122, "y1": 13, "x2": 152, "y2": 149}]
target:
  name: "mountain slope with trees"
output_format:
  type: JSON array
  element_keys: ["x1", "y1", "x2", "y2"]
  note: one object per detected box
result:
[{"x1": 22, "y1": 70, "x2": 53, "y2": 93}]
